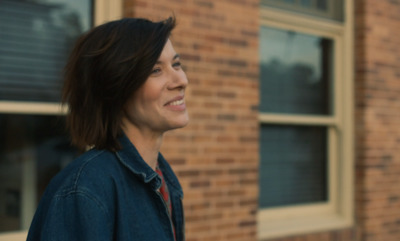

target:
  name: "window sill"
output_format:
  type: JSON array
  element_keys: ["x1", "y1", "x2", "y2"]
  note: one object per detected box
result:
[
  {"x1": 0, "y1": 231, "x2": 27, "y2": 241},
  {"x1": 257, "y1": 211, "x2": 353, "y2": 240}
]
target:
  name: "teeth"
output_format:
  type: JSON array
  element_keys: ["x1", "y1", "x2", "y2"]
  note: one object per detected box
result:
[{"x1": 169, "y1": 99, "x2": 184, "y2": 106}]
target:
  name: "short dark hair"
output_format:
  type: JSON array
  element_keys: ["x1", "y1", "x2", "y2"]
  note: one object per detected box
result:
[{"x1": 62, "y1": 17, "x2": 176, "y2": 151}]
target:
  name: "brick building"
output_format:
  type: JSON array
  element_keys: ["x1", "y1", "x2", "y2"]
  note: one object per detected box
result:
[{"x1": 0, "y1": 0, "x2": 399, "y2": 241}]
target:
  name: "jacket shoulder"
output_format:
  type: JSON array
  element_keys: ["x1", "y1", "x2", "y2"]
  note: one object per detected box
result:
[{"x1": 45, "y1": 149, "x2": 121, "y2": 199}]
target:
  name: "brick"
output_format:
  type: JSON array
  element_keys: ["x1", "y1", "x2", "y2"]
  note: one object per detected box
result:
[{"x1": 355, "y1": 0, "x2": 400, "y2": 240}]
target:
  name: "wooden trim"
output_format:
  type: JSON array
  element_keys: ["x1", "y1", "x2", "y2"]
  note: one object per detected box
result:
[
  {"x1": 259, "y1": 113, "x2": 339, "y2": 127},
  {"x1": 259, "y1": 203, "x2": 333, "y2": 221},
  {"x1": 94, "y1": 0, "x2": 123, "y2": 25},
  {"x1": 0, "y1": 101, "x2": 66, "y2": 115},
  {"x1": 339, "y1": 0, "x2": 354, "y2": 223},
  {"x1": 260, "y1": 7, "x2": 343, "y2": 38},
  {"x1": 0, "y1": 231, "x2": 27, "y2": 241},
  {"x1": 258, "y1": 209, "x2": 352, "y2": 240}
]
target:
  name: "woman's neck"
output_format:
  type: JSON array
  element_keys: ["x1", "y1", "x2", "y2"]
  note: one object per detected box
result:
[{"x1": 122, "y1": 125, "x2": 163, "y2": 171}]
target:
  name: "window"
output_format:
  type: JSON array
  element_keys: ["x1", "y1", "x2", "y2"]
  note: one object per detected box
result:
[
  {"x1": 261, "y1": 0, "x2": 344, "y2": 21},
  {"x1": 258, "y1": 0, "x2": 354, "y2": 239},
  {"x1": 0, "y1": 0, "x2": 93, "y2": 103},
  {"x1": 0, "y1": 0, "x2": 121, "y2": 240}
]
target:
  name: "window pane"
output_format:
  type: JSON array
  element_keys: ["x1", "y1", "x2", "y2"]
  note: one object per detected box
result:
[
  {"x1": 260, "y1": 26, "x2": 334, "y2": 115},
  {"x1": 0, "y1": 0, "x2": 92, "y2": 102},
  {"x1": 0, "y1": 114, "x2": 78, "y2": 232},
  {"x1": 316, "y1": 0, "x2": 328, "y2": 11},
  {"x1": 261, "y1": 0, "x2": 343, "y2": 21},
  {"x1": 300, "y1": 0, "x2": 312, "y2": 8},
  {"x1": 259, "y1": 124, "x2": 328, "y2": 208}
]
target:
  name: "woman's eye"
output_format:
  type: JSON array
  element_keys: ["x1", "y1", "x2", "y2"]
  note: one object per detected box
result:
[
  {"x1": 151, "y1": 68, "x2": 161, "y2": 74},
  {"x1": 173, "y1": 62, "x2": 182, "y2": 68}
]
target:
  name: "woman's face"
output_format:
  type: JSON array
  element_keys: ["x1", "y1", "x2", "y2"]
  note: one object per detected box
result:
[{"x1": 122, "y1": 39, "x2": 189, "y2": 136}]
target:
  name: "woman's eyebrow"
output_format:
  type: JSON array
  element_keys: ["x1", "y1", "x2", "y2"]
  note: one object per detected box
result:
[{"x1": 156, "y1": 54, "x2": 180, "y2": 64}]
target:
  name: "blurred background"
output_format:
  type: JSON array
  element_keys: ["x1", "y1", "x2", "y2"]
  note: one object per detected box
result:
[{"x1": 0, "y1": 0, "x2": 399, "y2": 241}]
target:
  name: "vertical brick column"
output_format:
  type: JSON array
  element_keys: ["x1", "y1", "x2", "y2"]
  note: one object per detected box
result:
[
  {"x1": 123, "y1": 1, "x2": 260, "y2": 241},
  {"x1": 355, "y1": 0, "x2": 400, "y2": 240}
]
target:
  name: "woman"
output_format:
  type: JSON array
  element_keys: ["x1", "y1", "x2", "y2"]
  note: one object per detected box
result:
[{"x1": 27, "y1": 16, "x2": 188, "y2": 241}]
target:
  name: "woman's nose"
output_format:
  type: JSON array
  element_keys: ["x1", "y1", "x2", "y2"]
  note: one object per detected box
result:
[{"x1": 169, "y1": 70, "x2": 188, "y2": 89}]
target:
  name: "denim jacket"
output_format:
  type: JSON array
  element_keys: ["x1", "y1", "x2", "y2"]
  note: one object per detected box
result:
[{"x1": 27, "y1": 134, "x2": 185, "y2": 241}]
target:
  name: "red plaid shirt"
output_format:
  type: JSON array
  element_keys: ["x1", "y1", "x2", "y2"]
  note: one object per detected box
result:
[{"x1": 156, "y1": 164, "x2": 176, "y2": 240}]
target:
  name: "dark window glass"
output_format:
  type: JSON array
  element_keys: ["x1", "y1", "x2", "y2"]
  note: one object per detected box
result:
[
  {"x1": 0, "y1": 0, "x2": 92, "y2": 102},
  {"x1": 260, "y1": 26, "x2": 334, "y2": 115},
  {"x1": 0, "y1": 114, "x2": 78, "y2": 232},
  {"x1": 258, "y1": 124, "x2": 328, "y2": 208},
  {"x1": 317, "y1": 0, "x2": 328, "y2": 11},
  {"x1": 300, "y1": 0, "x2": 312, "y2": 7}
]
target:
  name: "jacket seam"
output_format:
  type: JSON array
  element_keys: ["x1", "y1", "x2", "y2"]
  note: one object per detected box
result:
[
  {"x1": 53, "y1": 189, "x2": 112, "y2": 228},
  {"x1": 73, "y1": 150, "x2": 106, "y2": 190}
]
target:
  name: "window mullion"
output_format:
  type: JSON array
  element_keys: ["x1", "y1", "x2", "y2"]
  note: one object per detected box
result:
[
  {"x1": 259, "y1": 113, "x2": 339, "y2": 127},
  {"x1": 94, "y1": 0, "x2": 122, "y2": 25},
  {"x1": 0, "y1": 101, "x2": 66, "y2": 115}
]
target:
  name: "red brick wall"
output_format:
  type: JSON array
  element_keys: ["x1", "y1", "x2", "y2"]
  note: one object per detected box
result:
[
  {"x1": 123, "y1": 1, "x2": 260, "y2": 241},
  {"x1": 355, "y1": 0, "x2": 400, "y2": 240},
  {"x1": 121, "y1": 0, "x2": 400, "y2": 240}
]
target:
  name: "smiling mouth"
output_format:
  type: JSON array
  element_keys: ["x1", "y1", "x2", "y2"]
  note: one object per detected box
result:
[{"x1": 167, "y1": 99, "x2": 185, "y2": 106}]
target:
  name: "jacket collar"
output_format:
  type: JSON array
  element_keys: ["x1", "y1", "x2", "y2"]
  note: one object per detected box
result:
[
  {"x1": 158, "y1": 153, "x2": 183, "y2": 198},
  {"x1": 114, "y1": 133, "x2": 183, "y2": 197}
]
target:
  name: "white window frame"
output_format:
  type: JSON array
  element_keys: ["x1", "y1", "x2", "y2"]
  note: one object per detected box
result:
[
  {"x1": 257, "y1": 0, "x2": 354, "y2": 239},
  {"x1": 0, "y1": 0, "x2": 122, "y2": 240}
]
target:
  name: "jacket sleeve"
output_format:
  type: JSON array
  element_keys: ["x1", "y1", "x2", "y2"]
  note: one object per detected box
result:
[{"x1": 31, "y1": 191, "x2": 113, "y2": 241}]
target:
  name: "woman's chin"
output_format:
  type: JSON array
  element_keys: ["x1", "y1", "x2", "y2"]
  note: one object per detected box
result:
[{"x1": 169, "y1": 116, "x2": 189, "y2": 130}]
